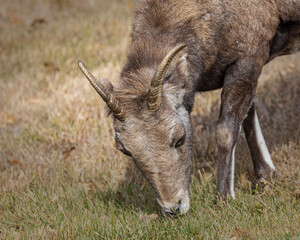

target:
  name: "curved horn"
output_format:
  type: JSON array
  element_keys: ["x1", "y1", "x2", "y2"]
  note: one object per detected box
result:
[
  {"x1": 148, "y1": 44, "x2": 187, "y2": 111},
  {"x1": 78, "y1": 60, "x2": 126, "y2": 121}
]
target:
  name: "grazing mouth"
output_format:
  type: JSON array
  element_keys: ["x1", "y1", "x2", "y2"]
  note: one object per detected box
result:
[
  {"x1": 158, "y1": 197, "x2": 190, "y2": 217},
  {"x1": 162, "y1": 205, "x2": 190, "y2": 217}
]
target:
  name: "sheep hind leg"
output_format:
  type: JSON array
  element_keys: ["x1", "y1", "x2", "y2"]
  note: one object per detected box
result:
[{"x1": 242, "y1": 103, "x2": 277, "y2": 187}]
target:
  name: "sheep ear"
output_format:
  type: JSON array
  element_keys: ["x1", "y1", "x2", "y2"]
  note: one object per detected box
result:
[
  {"x1": 175, "y1": 53, "x2": 188, "y2": 86},
  {"x1": 101, "y1": 77, "x2": 114, "y2": 92},
  {"x1": 148, "y1": 44, "x2": 187, "y2": 111},
  {"x1": 163, "y1": 52, "x2": 188, "y2": 89}
]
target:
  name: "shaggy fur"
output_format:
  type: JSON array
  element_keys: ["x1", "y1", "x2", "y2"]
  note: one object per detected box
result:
[{"x1": 96, "y1": 0, "x2": 300, "y2": 213}]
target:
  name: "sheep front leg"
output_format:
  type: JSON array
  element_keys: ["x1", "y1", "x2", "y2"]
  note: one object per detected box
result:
[{"x1": 216, "y1": 58, "x2": 263, "y2": 199}]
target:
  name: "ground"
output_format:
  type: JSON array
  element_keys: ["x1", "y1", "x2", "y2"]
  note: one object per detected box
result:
[{"x1": 0, "y1": 0, "x2": 299, "y2": 239}]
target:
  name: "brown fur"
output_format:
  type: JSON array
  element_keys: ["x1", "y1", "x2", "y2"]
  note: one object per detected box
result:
[{"x1": 94, "y1": 0, "x2": 300, "y2": 213}]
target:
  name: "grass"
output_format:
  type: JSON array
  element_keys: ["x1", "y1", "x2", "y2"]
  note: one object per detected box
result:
[{"x1": 0, "y1": 0, "x2": 299, "y2": 239}]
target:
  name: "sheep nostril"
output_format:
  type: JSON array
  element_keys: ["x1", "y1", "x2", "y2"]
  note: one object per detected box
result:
[{"x1": 178, "y1": 199, "x2": 182, "y2": 207}]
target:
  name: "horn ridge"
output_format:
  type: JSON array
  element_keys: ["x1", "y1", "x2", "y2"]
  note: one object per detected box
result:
[
  {"x1": 77, "y1": 60, "x2": 126, "y2": 121},
  {"x1": 148, "y1": 44, "x2": 187, "y2": 111},
  {"x1": 78, "y1": 60, "x2": 110, "y2": 102}
]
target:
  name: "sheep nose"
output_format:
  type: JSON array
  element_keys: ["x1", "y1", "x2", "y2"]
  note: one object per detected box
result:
[{"x1": 178, "y1": 198, "x2": 190, "y2": 215}]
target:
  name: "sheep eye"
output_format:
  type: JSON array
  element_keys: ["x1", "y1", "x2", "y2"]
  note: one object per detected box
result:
[{"x1": 175, "y1": 136, "x2": 185, "y2": 148}]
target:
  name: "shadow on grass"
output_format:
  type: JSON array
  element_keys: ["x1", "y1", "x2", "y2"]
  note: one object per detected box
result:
[{"x1": 93, "y1": 166, "x2": 161, "y2": 214}]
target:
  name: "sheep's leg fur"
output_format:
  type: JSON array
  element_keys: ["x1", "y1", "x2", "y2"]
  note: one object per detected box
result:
[
  {"x1": 242, "y1": 103, "x2": 277, "y2": 184},
  {"x1": 216, "y1": 57, "x2": 263, "y2": 199}
]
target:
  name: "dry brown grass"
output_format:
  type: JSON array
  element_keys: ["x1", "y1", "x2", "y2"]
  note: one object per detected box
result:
[{"x1": 0, "y1": 0, "x2": 299, "y2": 239}]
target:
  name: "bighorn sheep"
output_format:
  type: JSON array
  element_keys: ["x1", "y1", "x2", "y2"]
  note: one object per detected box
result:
[{"x1": 78, "y1": 0, "x2": 300, "y2": 215}]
